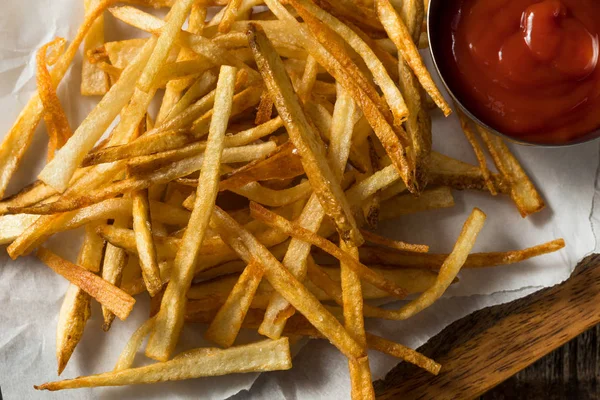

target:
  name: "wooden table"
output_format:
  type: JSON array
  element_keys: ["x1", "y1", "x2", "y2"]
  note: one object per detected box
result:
[
  {"x1": 482, "y1": 325, "x2": 600, "y2": 399},
  {"x1": 374, "y1": 254, "x2": 600, "y2": 399}
]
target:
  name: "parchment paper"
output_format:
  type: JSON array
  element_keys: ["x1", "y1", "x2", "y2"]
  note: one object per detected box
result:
[{"x1": 0, "y1": 1, "x2": 598, "y2": 399}]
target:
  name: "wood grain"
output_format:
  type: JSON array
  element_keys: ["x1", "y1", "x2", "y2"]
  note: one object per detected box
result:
[
  {"x1": 374, "y1": 254, "x2": 600, "y2": 400},
  {"x1": 482, "y1": 324, "x2": 600, "y2": 399}
]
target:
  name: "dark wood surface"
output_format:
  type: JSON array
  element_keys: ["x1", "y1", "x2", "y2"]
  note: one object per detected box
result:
[
  {"x1": 481, "y1": 324, "x2": 600, "y2": 399},
  {"x1": 374, "y1": 254, "x2": 600, "y2": 399}
]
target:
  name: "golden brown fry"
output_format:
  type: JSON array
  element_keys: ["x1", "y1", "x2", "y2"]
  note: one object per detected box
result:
[
  {"x1": 250, "y1": 202, "x2": 408, "y2": 298},
  {"x1": 38, "y1": 38, "x2": 156, "y2": 192},
  {"x1": 365, "y1": 334, "x2": 441, "y2": 375},
  {"x1": 428, "y1": 151, "x2": 509, "y2": 193},
  {"x1": 376, "y1": 0, "x2": 451, "y2": 116},
  {"x1": 114, "y1": 317, "x2": 156, "y2": 372},
  {"x1": 456, "y1": 108, "x2": 496, "y2": 195},
  {"x1": 36, "y1": 247, "x2": 135, "y2": 321},
  {"x1": 219, "y1": 0, "x2": 243, "y2": 33},
  {"x1": 211, "y1": 206, "x2": 364, "y2": 359},
  {"x1": 379, "y1": 186, "x2": 455, "y2": 220},
  {"x1": 358, "y1": 239, "x2": 565, "y2": 270},
  {"x1": 55, "y1": 224, "x2": 105, "y2": 375},
  {"x1": 205, "y1": 260, "x2": 264, "y2": 348},
  {"x1": 219, "y1": 141, "x2": 304, "y2": 191},
  {"x1": 476, "y1": 125, "x2": 545, "y2": 217},
  {"x1": 391, "y1": 208, "x2": 485, "y2": 319},
  {"x1": 82, "y1": 0, "x2": 110, "y2": 96},
  {"x1": 248, "y1": 24, "x2": 362, "y2": 244},
  {"x1": 132, "y1": 189, "x2": 163, "y2": 297},
  {"x1": 101, "y1": 218, "x2": 130, "y2": 331},
  {"x1": 360, "y1": 229, "x2": 429, "y2": 253},
  {"x1": 36, "y1": 338, "x2": 292, "y2": 391},
  {"x1": 37, "y1": 38, "x2": 72, "y2": 161},
  {"x1": 147, "y1": 65, "x2": 238, "y2": 362}
]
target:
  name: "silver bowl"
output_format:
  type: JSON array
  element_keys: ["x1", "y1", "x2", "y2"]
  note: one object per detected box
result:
[{"x1": 426, "y1": 0, "x2": 600, "y2": 147}]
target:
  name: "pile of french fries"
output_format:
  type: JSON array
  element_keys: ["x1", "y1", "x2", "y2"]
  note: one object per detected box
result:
[{"x1": 0, "y1": 0, "x2": 565, "y2": 397}]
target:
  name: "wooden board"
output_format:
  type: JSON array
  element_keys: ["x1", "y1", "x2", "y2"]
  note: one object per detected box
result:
[{"x1": 374, "y1": 254, "x2": 600, "y2": 399}]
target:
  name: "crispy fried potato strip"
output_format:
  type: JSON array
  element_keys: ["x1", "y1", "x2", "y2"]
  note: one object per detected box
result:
[
  {"x1": 36, "y1": 338, "x2": 292, "y2": 391},
  {"x1": 37, "y1": 248, "x2": 135, "y2": 321}
]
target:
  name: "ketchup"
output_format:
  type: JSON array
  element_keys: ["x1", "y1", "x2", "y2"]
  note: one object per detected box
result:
[{"x1": 433, "y1": 0, "x2": 600, "y2": 144}]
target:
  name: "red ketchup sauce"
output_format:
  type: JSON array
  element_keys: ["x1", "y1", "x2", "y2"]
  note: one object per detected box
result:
[{"x1": 433, "y1": 0, "x2": 600, "y2": 144}]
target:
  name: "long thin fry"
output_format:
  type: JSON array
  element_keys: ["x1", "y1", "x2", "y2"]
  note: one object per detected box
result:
[
  {"x1": 205, "y1": 260, "x2": 264, "y2": 348},
  {"x1": 476, "y1": 125, "x2": 545, "y2": 217},
  {"x1": 456, "y1": 108, "x2": 496, "y2": 195},
  {"x1": 289, "y1": 0, "x2": 408, "y2": 126},
  {"x1": 132, "y1": 189, "x2": 163, "y2": 297},
  {"x1": 101, "y1": 218, "x2": 130, "y2": 331},
  {"x1": 56, "y1": 224, "x2": 105, "y2": 375},
  {"x1": 250, "y1": 202, "x2": 408, "y2": 298},
  {"x1": 211, "y1": 206, "x2": 364, "y2": 359},
  {"x1": 357, "y1": 239, "x2": 565, "y2": 269},
  {"x1": 114, "y1": 317, "x2": 156, "y2": 372},
  {"x1": 36, "y1": 248, "x2": 135, "y2": 321},
  {"x1": 375, "y1": 0, "x2": 451, "y2": 116},
  {"x1": 146, "y1": 65, "x2": 237, "y2": 362},
  {"x1": 386, "y1": 208, "x2": 485, "y2": 319},
  {"x1": 248, "y1": 24, "x2": 362, "y2": 244},
  {"x1": 137, "y1": 0, "x2": 197, "y2": 92},
  {"x1": 82, "y1": 0, "x2": 110, "y2": 96},
  {"x1": 38, "y1": 38, "x2": 156, "y2": 192},
  {"x1": 37, "y1": 38, "x2": 72, "y2": 161},
  {"x1": 36, "y1": 338, "x2": 292, "y2": 391}
]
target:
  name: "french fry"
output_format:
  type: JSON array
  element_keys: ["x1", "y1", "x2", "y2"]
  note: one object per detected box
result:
[
  {"x1": 375, "y1": 0, "x2": 451, "y2": 116},
  {"x1": 289, "y1": 0, "x2": 409, "y2": 127},
  {"x1": 360, "y1": 229, "x2": 429, "y2": 253},
  {"x1": 386, "y1": 208, "x2": 486, "y2": 319},
  {"x1": 132, "y1": 189, "x2": 163, "y2": 297},
  {"x1": 137, "y1": 0, "x2": 197, "y2": 92},
  {"x1": 379, "y1": 186, "x2": 455, "y2": 220},
  {"x1": 101, "y1": 218, "x2": 130, "y2": 331},
  {"x1": 250, "y1": 202, "x2": 408, "y2": 298},
  {"x1": 108, "y1": 6, "x2": 260, "y2": 80},
  {"x1": 114, "y1": 317, "x2": 156, "y2": 372},
  {"x1": 456, "y1": 108, "x2": 496, "y2": 195},
  {"x1": 428, "y1": 151, "x2": 509, "y2": 194},
  {"x1": 37, "y1": 38, "x2": 72, "y2": 161},
  {"x1": 38, "y1": 38, "x2": 156, "y2": 192},
  {"x1": 55, "y1": 224, "x2": 105, "y2": 375},
  {"x1": 248, "y1": 24, "x2": 362, "y2": 244},
  {"x1": 36, "y1": 338, "x2": 292, "y2": 391},
  {"x1": 82, "y1": 0, "x2": 110, "y2": 96},
  {"x1": 205, "y1": 260, "x2": 264, "y2": 348},
  {"x1": 365, "y1": 334, "x2": 441, "y2": 375},
  {"x1": 357, "y1": 239, "x2": 565, "y2": 270},
  {"x1": 210, "y1": 206, "x2": 364, "y2": 359},
  {"x1": 36, "y1": 248, "x2": 135, "y2": 321},
  {"x1": 219, "y1": 141, "x2": 305, "y2": 191},
  {"x1": 146, "y1": 66, "x2": 238, "y2": 362},
  {"x1": 476, "y1": 125, "x2": 545, "y2": 217}
]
